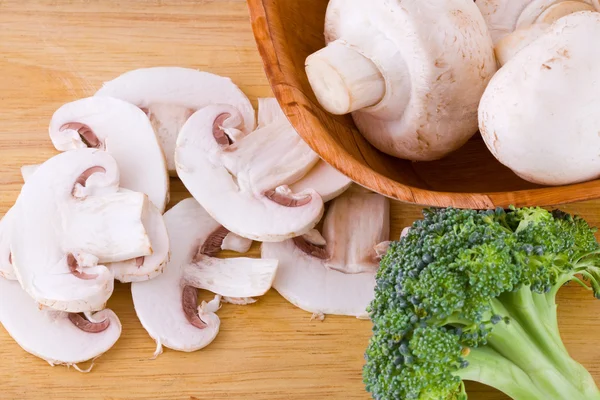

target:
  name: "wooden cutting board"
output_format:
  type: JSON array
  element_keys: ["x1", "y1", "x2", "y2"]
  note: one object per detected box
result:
[{"x1": 0, "y1": 1, "x2": 598, "y2": 399}]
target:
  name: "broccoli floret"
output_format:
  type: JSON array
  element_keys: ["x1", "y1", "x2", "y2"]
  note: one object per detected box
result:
[{"x1": 364, "y1": 206, "x2": 600, "y2": 400}]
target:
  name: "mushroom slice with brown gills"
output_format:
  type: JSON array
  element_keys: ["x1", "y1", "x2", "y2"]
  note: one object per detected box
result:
[
  {"x1": 0, "y1": 276, "x2": 121, "y2": 370},
  {"x1": 95, "y1": 67, "x2": 256, "y2": 176},
  {"x1": 10, "y1": 149, "x2": 153, "y2": 313},
  {"x1": 257, "y1": 97, "x2": 352, "y2": 203},
  {"x1": 18, "y1": 164, "x2": 169, "y2": 283},
  {"x1": 131, "y1": 198, "x2": 278, "y2": 356},
  {"x1": 49, "y1": 96, "x2": 169, "y2": 213},
  {"x1": 175, "y1": 104, "x2": 324, "y2": 242},
  {"x1": 261, "y1": 187, "x2": 390, "y2": 318}
]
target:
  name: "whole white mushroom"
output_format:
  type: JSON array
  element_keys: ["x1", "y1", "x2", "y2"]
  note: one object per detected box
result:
[
  {"x1": 305, "y1": 0, "x2": 497, "y2": 161},
  {"x1": 479, "y1": 12, "x2": 600, "y2": 186}
]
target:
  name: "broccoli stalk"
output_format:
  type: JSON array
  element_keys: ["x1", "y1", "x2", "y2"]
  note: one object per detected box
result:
[{"x1": 364, "y1": 207, "x2": 600, "y2": 400}]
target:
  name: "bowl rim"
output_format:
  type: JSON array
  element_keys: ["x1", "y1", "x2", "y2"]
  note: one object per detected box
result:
[{"x1": 246, "y1": 0, "x2": 600, "y2": 209}]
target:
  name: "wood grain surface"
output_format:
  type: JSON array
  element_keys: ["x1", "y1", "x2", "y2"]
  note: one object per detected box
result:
[
  {"x1": 0, "y1": 1, "x2": 598, "y2": 399},
  {"x1": 247, "y1": 0, "x2": 600, "y2": 209}
]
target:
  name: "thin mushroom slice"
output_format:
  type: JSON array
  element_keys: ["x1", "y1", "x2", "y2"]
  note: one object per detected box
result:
[
  {"x1": 18, "y1": 166, "x2": 168, "y2": 283},
  {"x1": 184, "y1": 255, "x2": 277, "y2": 298},
  {"x1": 131, "y1": 198, "x2": 278, "y2": 355},
  {"x1": 0, "y1": 276, "x2": 121, "y2": 369},
  {"x1": 49, "y1": 96, "x2": 169, "y2": 212},
  {"x1": 257, "y1": 97, "x2": 352, "y2": 203},
  {"x1": 11, "y1": 149, "x2": 153, "y2": 313},
  {"x1": 323, "y1": 187, "x2": 390, "y2": 274},
  {"x1": 95, "y1": 67, "x2": 256, "y2": 176},
  {"x1": 175, "y1": 105, "x2": 324, "y2": 242},
  {"x1": 262, "y1": 188, "x2": 390, "y2": 318}
]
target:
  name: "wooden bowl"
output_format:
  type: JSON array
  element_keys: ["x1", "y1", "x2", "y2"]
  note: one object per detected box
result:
[{"x1": 247, "y1": 0, "x2": 600, "y2": 209}]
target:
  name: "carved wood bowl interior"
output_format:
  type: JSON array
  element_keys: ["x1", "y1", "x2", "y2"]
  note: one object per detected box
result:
[{"x1": 247, "y1": 0, "x2": 600, "y2": 209}]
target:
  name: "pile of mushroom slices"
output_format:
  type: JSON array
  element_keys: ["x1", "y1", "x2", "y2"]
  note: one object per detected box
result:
[{"x1": 0, "y1": 66, "x2": 396, "y2": 371}]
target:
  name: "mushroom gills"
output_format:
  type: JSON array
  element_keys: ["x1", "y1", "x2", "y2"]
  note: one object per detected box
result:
[
  {"x1": 175, "y1": 104, "x2": 324, "y2": 242},
  {"x1": 262, "y1": 186, "x2": 390, "y2": 318},
  {"x1": 0, "y1": 276, "x2": 121, "y2": 369},
  {"x1": 131, "y1": 198, "x2": 278, "y2": 355}
]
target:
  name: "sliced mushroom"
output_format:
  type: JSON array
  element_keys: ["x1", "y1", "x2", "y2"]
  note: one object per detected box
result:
[
  {"x1": 95, "y1": 67, "x2": 256, "y2": 176},
  {"x1": 49, "y1": 96, "x2": 169, "y2": 213},
  {"x1": 221, "y1": 232, "x2": 253, "y2": 254},
  {"x1": 10, "y1": 149, "x2": 153, "y2": 313},
  {"x1": 175, "y1": 104, "x2": 324, "y2": 242},
  {"x1": 257, "y1": 97, "x2": 352, "y2": 202},
  {"x1": 17, "y1": 165, "x2": 169, "y2": 283},
  {"x1": 0, "y1": 276, "x2": 121, "y2": 369},
  {"x1": 261, "y1": 187, "x2": 389, "y2": 318},
  {"x1": 323, "y1": 188, "x2": 389, "y2": 274},
  {"x1": 131, "y1": 198, "x2": 278, "y2": 355}
]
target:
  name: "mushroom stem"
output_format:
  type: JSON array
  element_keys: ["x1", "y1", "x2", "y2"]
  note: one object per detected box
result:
[
  {"x1": 305, "y1": 39, "x2": 387, "y2": 115},
  {"x1": 496, "y1": 1, "x2": 597, "y2": 66},
  {"x1": 536, "y1": 1, "x2": 596, "y2": 24}
]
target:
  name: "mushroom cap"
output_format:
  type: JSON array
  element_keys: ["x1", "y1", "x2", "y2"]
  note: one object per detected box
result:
[
  {"x1": 95, "y1": 67, "x2": 256, "y2": 174},
  {"x1": 175, "y1": 104, "x2": 324, "y2": 242},
  {"x1": 11, "y1": 149, "x2": 152, "y2": 312},
  {"x1": 262, "y1": 188, "x2": 390, "y2": 318},
  {"x1": 257, "y1": 97, "x2": 352, "y2": 202},
  {"x1": 324, "y1": 0, "x2": 497, "y2": 161},
  {"x1": 479, "y1": 11, "x2": 600, "y2": 185},
  {"x1": 49, "y1": 96, "x2": 169, "y2": 213},
  {"x1": 0, "y1": 277, "x2": 121, "y2": 367},
  {"x1": 131, "y1": 198, "x2": 222, "y2": 353}
]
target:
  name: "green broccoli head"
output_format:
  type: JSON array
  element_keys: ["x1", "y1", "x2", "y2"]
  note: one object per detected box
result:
[{"x1": 364, "y1": 207, "x2": 600, "y2": 400}]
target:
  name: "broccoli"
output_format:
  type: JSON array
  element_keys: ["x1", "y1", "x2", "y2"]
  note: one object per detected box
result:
[{"x1": 364, "y1": 206, "x2": 600, "y2": 400}]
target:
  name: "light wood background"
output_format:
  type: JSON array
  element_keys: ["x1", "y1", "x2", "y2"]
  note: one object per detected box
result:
[{"x1": 0, "y1": 1, "x2": 598, "y2": 399}]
